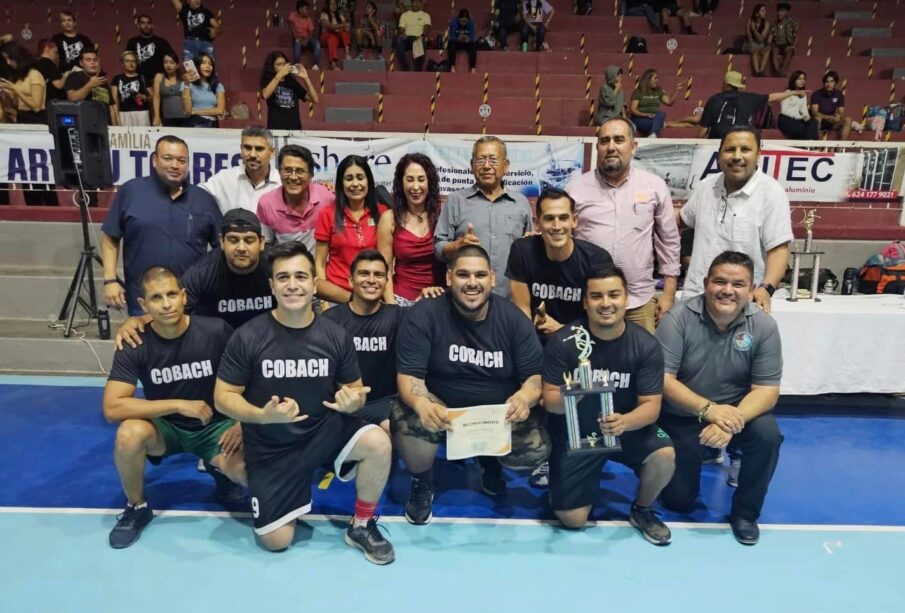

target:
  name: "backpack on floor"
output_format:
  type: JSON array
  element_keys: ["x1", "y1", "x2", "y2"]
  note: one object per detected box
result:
[
  {"x1": 858, "y1": 241, "x2": 905, "y2": 294},
  {"x1": 752, "y1": 104, "x2": 775, "y2": 129},
  {"x1": 627, "y1": 36, "x2": 648, "y2": 53}
]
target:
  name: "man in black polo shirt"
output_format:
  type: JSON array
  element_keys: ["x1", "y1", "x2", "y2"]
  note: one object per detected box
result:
[
  {"x1": 127, "y1": 14, "x2": 177, "y2": 86},
  {"x1": 698, "y1": 71, "x2": 805, "y2": 139},
  {"x1": 393, "y1": 245, "x2": 550, "y2": 524},
  {"x1": 103, "y1": 266, "x2": 245, "y2": 549},
  {"x1": 214, "y1": 242, "x2": 395, "y2": 564},
  {"x1": 508, "y1": 187, "x2": 614, "y2": 337},
  {"x1": 543, "y1": 265, "x2": 675, "y2": 545},
  {"x1": 323, "y1": 250, "x2": 405, "y2": 432},
  {"x1": 115, "y1": 209, "x2": 274, "y2": 350},
  {"x1": 102, "y1": 135, "x2": 222, "y2": 316}
]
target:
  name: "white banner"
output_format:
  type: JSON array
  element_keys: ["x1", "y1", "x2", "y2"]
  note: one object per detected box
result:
[{"x1": 0, "y1": 127, "x2": 584, "y2": 198}]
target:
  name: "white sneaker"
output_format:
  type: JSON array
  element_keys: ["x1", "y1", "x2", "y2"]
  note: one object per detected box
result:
[{"x1": 312, "y1": 64, "x2": 320, "y2": 71}]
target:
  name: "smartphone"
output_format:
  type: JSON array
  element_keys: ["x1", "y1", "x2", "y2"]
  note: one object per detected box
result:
[
  {"x1": 183, "y1": 60, "x2": 197, "y2": 74},
  {"x1": 290, "y1": 64, "x2": 300, "y2": 75}
]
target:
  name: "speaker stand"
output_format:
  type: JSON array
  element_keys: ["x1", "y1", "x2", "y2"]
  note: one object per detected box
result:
[{"x1": 56, "y1": 188, "x2": 103, "y2": 337}]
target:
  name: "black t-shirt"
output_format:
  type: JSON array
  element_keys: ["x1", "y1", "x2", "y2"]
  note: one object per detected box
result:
[
  {"x1": 127, "y1": 35, "x2": 176, "y2": 84},
  {"x1": 543, "y1": 318, "x2": 664, "y2": 433},
  {"x1": 64, "y1": 70, "x2": 112, "y2": 106},
  {"x1": 700, "y1": 91, "x2": 769, "y2": 139},
  {"x1": 52, "y1": 33, "x2": 95, "y2": 71},
  {"x1": 322, "y1": 303, "x2": 405, "y2": 401},
  {"x1": 264, "y1": 78, "x2": 309, "y2": 131},
  {"x1": 180, "y1": 5, "x2": 215, "y2": 41},
  {"x1": 35, "y1": 57, "x2": 66, "y2": 101},
  {"x1": 181, "y1": 249, "x2": 275, "y2": 329},
  {"x1": 107, "y1": 315, "x2": 234, "y2": 431},
  {"x1": 111, "y1": 74, "x2": 149, "y2": 112},
  {"x1": 396, "y1": 294, "x2": 543, "y2": 409},
  {"x1": 217, "y1": 313, "x2": 361, "y2": 461},
  {"x1": 506, "y1": 235, "x2": 614, "y2": 328}
]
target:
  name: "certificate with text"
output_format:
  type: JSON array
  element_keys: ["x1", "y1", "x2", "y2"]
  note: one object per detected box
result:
[{"x1": 445, "y1": 404, "x2": 512, "y2": 461}]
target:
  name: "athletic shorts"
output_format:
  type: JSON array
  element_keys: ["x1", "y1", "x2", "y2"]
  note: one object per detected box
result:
[
  {"x1": 547, "y1": 413, "x2": 673, "y2": 511},
  {"x1": 148, "y1": 417, "x2": 236, "y2": 465},
  {"x1": 390, "y1": 399, "x2": 551, "y2": 469},
  {"x1": 357, "y1": 395, "x2": 395, "y2": 425},
  {"x1": 248, "y1": 414, "x2": 378, "y2": 535}
]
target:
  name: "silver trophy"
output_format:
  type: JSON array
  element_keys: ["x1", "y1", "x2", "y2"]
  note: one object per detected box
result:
[
  {"x1": 788, "y1": 209, "x2": 824, "y2": 302},
  {"x1": 560, "y1": 326, "x2": 621, "y2": 455}
]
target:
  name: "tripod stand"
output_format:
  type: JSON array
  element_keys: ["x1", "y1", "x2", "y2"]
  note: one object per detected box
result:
[{"x1": 56, "y1": 186, "x2": 104, "y2": 337}]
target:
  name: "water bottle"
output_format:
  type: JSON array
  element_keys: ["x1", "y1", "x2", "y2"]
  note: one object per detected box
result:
[
  {"x1": 97, "y1": 308, "x2": 111, "y2": 340},
  {"x1": 841, "y1": 268, "x2": 857, "y2": 295}
]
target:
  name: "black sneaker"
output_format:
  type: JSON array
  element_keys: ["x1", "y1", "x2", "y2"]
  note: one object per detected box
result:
[
  {"x1": 109, "y1": 503, "x2": 154, "y2": 549},
  {"x1": 345, "y1": 517, "x2": 395, "y2": 565},
  {"x1": 404, "y1": 478, "x2": 434, "y2": 525},
  {"x1": 730, "y1": 515, "x2": 760, "y2": 545},
  {"x1": 203, "y1": 460, "x2": 246, "y2": 509},
  {"x1": 529, "y1": 461, "x2": 550, "y2": 488},
  {"x1": 629, "y1": 503, "x2": 672, "y2": 546},
  {"x1": 480, "y1": 461, "x2": 507, "y2": 497}
]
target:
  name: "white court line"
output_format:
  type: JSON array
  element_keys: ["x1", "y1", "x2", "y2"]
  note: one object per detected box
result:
[{"x1": 1, "y1": 506, "x2": 904, "y2": 532}]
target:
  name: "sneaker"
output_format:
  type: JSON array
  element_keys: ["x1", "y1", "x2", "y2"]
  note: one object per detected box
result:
[
  {"x1": 345, "y1": 517, "x2": 395, "y2": 565},
  {"x1": 730, "y1": 515, "x2": 760, "y2": 545},
  {"x1": 204, "y1": 460, "x2": 246, "y2": 509},
  {"x1": 480, "y1": 460, "x2": 507, "y2": 497},
  {"x1": 529, "y1": 461, "x2": 550, "y2": 488},
  {"x1": 629, "y1": 503, "x2": 672, "y2": 546},
  {"x1": 727, "y1": 457, "x2": 741, "y2": 488},
  {"x1": 312, "y1": 64, "x2": 320, "y2": 71},
  {"x1": 109, "y1": 503, "x2": 154, "y2": 549},
  {"x1": 404, "y1": 478, "x2": 434, "y2": 525}
]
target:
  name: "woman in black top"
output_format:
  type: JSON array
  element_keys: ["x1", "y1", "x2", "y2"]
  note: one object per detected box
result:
[{"x1": 260, "y1": 50, "x2": 319, "y2": 131}]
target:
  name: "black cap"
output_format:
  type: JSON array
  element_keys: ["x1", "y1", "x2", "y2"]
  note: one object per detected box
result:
[{"x1": 221, "y1": 208, "x2": 262, "y2": 236}]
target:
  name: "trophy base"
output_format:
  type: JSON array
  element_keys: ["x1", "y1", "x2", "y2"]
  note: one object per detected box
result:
[{"x1": 566, "y1": 439, "x2": 622, "y2": 456}]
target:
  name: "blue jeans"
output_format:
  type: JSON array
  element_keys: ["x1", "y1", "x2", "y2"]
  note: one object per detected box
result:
[
  {"x1": 632, "y1": 111, "x2": 666, "y2": 136},
  {"x1": 624, "y1": 5, "x2": 660, "y2": 31},
  {"x1": 520, "y1": 22, "x2": 546, "y2": 50},
  {"x1": 183, "y1": 38, "x2": 215, "y2": 63},
  {"x1": 293, "y1": 37, "x2": 322, "y2": 65}
]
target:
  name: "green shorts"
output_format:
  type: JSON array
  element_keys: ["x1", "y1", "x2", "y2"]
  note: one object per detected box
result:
[{"x1": 148, "y1": 418, "x2": 236, "y2": 465}]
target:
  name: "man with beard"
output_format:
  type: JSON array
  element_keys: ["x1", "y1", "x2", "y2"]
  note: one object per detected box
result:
[
  {"x1": 566, "y1": 118, "x2": 680, "y2": 333},
  {"x1": 323, "y1": 250, "x2": 405, "y2": 432},
  {"x1": 114, "y1": 209, "x2": 274, "y2": 350},
  {"x1": 127, "y1": 15, "x2": 177, "y2": 86},
  {"x1": 542, "y1": 265, "x2": 675, "y2": 544},
  {"x1": 677, "y1": 126, "x2": 792, "y2": 314},
  {"x1": 200, "y1": 126, "x2": 282, "y2": 215},
  {"x1": 393, "y1": 245, "x2": 550, "y2": 523},
  {"x1": 656, "y1": 251, "x2": 783, "y2": 545},
  {"x1": 102, "y1": 135, "x2": 222, "y2": 315}
]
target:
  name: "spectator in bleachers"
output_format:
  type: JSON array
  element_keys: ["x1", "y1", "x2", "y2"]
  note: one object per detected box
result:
[
  {"x1": 698, "y1": 70, "x2": 804, "y2": 139},
  {"x1": 289, "y1": 1, "x2": 322, "y2": 70},
  {"x1": 0, "y1": 42, "x2": 45, "y2": 125},
  {"x1": 657, "y1": 0, "x2": 695, "y2": 36},
  {"x1": 152, "y1": 52, "x2": 188, "y2": 127},
  {"x1": 200, "y1": 126, "x2": 281, "y2": 215},
  {"x1": 746, "y1": 4, "x2": 770, "y2": 78},
  {"x1": 315, "y1": 155, "x2": 389, "y2": 304},
  {"x1": 181, "y1": 52, "x2": 225, "y2": 127},
  {"x1": 810, "y1": 70, "x2": 857, "y2": 140},
  {"x1": 260, "y1": 51, "x2": 319, "y2": 131},
  {"x1": 778, "y1": 70, "x2": 817, "y2": 140},
  {"x1": 170, "y1": 0, "x2": 221, "y2": 62},
  {"x1": 52, "y1": 11, "x2": 95, "y2": 72},
  {"x1": 127, "y1": 15, "x2": 177, "y2": 86},
  {"x1": 493, "y1": 0, "x2": 521, "y2": 51},
  {"x1": 65, "y1": 49, "x2": 116, "y2": 125},
  {"x1": 624, "y1": 0, "x2": 663, "y2": 34},
  {"x1": 595, "y1": 65, "x2": 626, "y2": 126},
  {"x1": 320, "y1": 0, "x2": 353, "y2": 70},
  {"x1": 355, "y1": 2, "x2": 384, "y2": 60},
  {"x1": 519, "y1": 0, "x2": 554, "y2": 52},
  {"x1": 257, "y1": 144, "x2": 336, "y2": 250},
  {"x1": 630, "y1": 69, "x2": 683, "y2": 137},
  {"x1": 34, "y1": 39, "x2": 69, "y2": 105},
  {"x1": 395, "y1": 0, "x2": 431, "y2": 71},
  {"x1": 0, "y1": 34, "x2": 11, "y2": 45},
  {"x1": 694, "y1": 0, "x2": 719, "y2": 15},
  {"x1": 447, "y1": 9, "x2": 477, "y2": 73},
  {"x1": 377, "y1": 153, "x2": 444, "y2": 306},
  {"x1": 769, "y1": 2, "x2": 797, "y2": 78},
  {"x1": 111, "y1": 51, "x2": 151, "y2": 127}
]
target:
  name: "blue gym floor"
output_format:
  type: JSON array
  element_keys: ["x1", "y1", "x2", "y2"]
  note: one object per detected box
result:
[{"x1": 1, "y1": 375, "x2": 904, "y2": 613}]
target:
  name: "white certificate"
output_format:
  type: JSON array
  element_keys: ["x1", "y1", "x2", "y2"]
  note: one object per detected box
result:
[{"x1": 445, "y1": 404, "x2": 512, "y2": 461}]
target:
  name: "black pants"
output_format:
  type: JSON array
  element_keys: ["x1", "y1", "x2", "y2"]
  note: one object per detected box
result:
[
  {"x1": 448, "y1": 40, "x2": 477, "y2": 69},
  {"x1": 778, "y1": 115, "x2": 819, "y2": 140},
  {"x1": 658, "y1": 411, "x2": 782, "y2": 521},
  {"x1": 695, "y1": 0, "x2": 719, "y2": 13},
  {"x1": 497, "y1": 21, "x2": 517, "y2": 49}
]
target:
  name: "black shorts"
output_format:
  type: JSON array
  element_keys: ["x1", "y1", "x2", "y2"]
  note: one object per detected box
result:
[
  {"x1": 247, "y1": 414, "x2": 379, "y2": 535},
  {"x1": 357, "y1": 395, "x2": 394, "y2": 425},
  {"x1": 547, "y1": 413, "x2": 673, "y2": 511}
]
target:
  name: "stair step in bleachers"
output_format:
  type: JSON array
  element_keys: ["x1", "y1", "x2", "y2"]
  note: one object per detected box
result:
[
  {"x1": 343, "y1": 58, "x2": 387, "y2": 72},
  {"x1": 834, "y1": 11, "x2": 875, "y2": 20},
  {"x1": 893, "y1": 68, "x2": 905, "y2": 79},
  {"x1": 335, "y1": 81, "x2": 383, "y2": 95},
  {"x1": 325, "y1": 107, "x2": 376, "y2": 123},
  {"x1": 871, "y1": 48, "x2": 905, "y2": 57},
  {"x1": 852, "y1": 28, "x2": 893, "y2": 38}
]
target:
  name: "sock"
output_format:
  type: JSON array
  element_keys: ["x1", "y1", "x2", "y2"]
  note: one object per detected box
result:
[
  {"x1": 130, "y1": 501, "x2": 148, "y2": 510},
  {"x1": 412, "y1": 468, "x2": 434, "y2": 488},
  {"x1": 353, "y1": 499, "x2": 378, "y2": 528},
  {"x1": 632, "y1": 501, "x2": 650, "y2": 511}
]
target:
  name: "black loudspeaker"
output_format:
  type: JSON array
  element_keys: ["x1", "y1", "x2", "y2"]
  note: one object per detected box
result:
[{"x1": 48, "y1": 100, "x2": 113, "y2": 189}]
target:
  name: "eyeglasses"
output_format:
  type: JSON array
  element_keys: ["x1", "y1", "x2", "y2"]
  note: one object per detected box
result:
[
  {"x1": 473, "y1": 156, "x2": 502, "y2": 168},
  {"x1": 280, "y1": 168, "x2": 310, "y2": 177}
]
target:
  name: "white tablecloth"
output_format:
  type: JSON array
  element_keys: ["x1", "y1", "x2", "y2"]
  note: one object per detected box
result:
[{"x1": 770, "y1": 294, "x2": 905, "y2": 395}]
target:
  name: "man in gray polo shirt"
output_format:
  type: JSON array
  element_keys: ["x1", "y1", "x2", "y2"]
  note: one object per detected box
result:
[
  {"x1": 434, "y1": 136, "x2": 533, "y2": 298},
  {"x1": 655, "y1": 250, "x2": 783, "y2": 545}
]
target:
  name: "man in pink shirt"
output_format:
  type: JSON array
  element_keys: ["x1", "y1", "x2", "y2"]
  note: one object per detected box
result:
[
  {"x1": 257, "y1": 144, "x2": 335, "y2": 251},
  {"x1": 288, "y1": 1, "x2": 322, "y2": 69},
  {"x1": 565, "y1": 117, "x2": 680, "y2": 333}
]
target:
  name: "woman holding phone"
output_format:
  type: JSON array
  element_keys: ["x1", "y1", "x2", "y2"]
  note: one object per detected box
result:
[
  {"x1": 260, "y1": 50, "x2": 319, "y2": 130},
  {"x1": 181, "y1": 52, "x2": 225, "y2": 127}
]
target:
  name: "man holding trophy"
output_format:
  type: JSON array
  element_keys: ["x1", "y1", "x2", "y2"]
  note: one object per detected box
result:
[{"x1": 542, "y1": 265, "x2": 676, "y2": 545}]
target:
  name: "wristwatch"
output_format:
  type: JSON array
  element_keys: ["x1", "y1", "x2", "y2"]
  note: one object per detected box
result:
[{"x1": 758, "y1": 282, "x2": 776, "y2": 297}]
